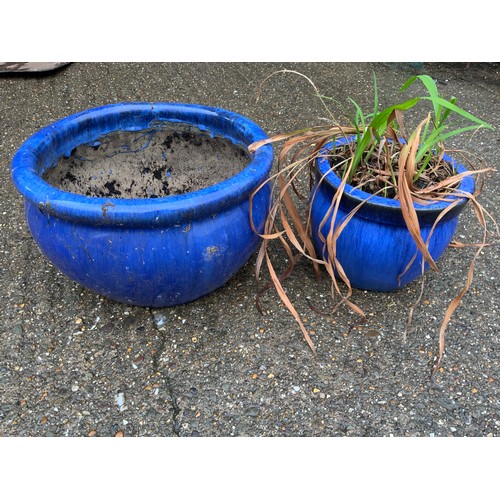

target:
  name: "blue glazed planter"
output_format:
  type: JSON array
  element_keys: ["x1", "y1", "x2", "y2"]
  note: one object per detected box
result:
[
  {"x1": 11, "y1": 102, "x2": 273, "y2": 307},
  {"x1": 310, "y1": 140, "x2": 475, "y2": 291}
]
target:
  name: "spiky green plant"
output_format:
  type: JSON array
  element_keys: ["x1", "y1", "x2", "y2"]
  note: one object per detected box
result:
[{"x1": 331, "y1": 73, "x2": 493, "y2": 185}]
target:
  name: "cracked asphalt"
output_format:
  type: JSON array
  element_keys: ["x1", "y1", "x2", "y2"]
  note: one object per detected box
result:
[{"x1": 1, "y1": 62, "x2": 499, "y2": 439}]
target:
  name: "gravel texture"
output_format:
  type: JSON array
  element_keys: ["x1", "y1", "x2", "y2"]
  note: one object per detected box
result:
[{"x1": 0, "y1": 62, "x2": 499, "y2": 439}]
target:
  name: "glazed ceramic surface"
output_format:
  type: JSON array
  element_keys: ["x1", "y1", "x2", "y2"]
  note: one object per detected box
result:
[
  {"x1": 310, "y1": 139, "x2": 474, "y2": 291},
  {"x1": 11, "y1": 103, "x2": 273, "y2": 306}
]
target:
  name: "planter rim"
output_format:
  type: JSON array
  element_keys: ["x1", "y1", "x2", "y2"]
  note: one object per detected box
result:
[
  {"x1": 11, "y1": 102, "x2": 273, "y2": 227},
  {"x1": 316, "y1": 137, "x2": 475, "y2": 213}
]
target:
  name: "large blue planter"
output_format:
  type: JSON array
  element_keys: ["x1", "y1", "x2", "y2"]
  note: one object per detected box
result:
[
  {"x1": 11, "y1": 102, "x2": 273, "y2": 307},
  {"x1": 310, "y1": 139, "x2": 475, "y2": 291}
]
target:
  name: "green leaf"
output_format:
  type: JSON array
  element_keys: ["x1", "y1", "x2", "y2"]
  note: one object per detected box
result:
[
  {"x1": 416, "y1": 127, "x2": 443, "y2": 163},
  {"x1": 369, "y1": 97, "x2": 421, "y2": 135},
  {"x1": 372, "y1": 71, "x2": 379, "y2": 118},
  {"x1": 348, "y1": 97, "x2": 367, "y2": 130},
  {"x1": 439, "y1": 96, "x2": 457, "y2": 128},
  {"x1": 348, "y1": 97, "x2": 421, "y2": 180},
  {"x1": 421, "y1": 96, "x2": 494, "y2": 130},
  {"x1": 439, "y1": 124, "x2": 490, "y2": 142},
  {"x1": 401, "y1": 75, "x2": 442, "y2": 122}
]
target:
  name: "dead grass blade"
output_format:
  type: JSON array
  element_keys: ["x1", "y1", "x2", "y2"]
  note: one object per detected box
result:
[
  {"x1": 449, "y1": 240, "x2": 497, "y2": 248},
  {"x1": 432, "y1": 238, "x2": 485, "y2": 375},
  {"x1": 250, "y1": 176, "x2": 285, "y2": 280},
  {"x1": 278, "y1": 175, "x2": 320, "y2": 276},
  {"x1": 403, "y1": 195, "x2": 463, "y2": 340},
  {"x1": 431, "y1": 188, "x2": 495, "y2": 374},
  {"x1": 312, "y1": 167, "x2": 371, "y2": 318},
  {"x1": 414, "y1": 167, "x2": 492, "y2": 196},
  {"x1": 404, "y1": 273, "x2": 426, "y2": 342},
  {"x1": 398, "y1": 117, "x2": 439, "y2": 273},
  {"x1": 254, "y1": 69, "x2": 342, "y2": 126},
  {"x1": 264, "y1": 250, "x2": 316, "y2": 355},
  {"x1": 255, "y1": 249, "x2": 300, "y2": 315}
]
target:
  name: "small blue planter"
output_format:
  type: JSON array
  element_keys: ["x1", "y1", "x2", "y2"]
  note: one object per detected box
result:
[
  {"x1": 11, "y1": 102, "x2": 273, "y2": 306},
  {"x1": 310, "y1": 139, "x2": 474, "y2": 291}
]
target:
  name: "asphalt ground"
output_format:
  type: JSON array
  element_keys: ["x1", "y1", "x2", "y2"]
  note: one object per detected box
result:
[{"x1": 0, "y1": 63, "x2": 498, "y2": 461}]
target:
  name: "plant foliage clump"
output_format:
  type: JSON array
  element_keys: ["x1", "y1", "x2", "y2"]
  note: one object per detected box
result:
[{"x1": 249, "y1": 70, "x2": 497, "y2": 373}]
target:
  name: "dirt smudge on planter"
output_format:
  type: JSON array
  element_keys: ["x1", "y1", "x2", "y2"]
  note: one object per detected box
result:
[
  {"x1": 43, "y1": 122, "x2": 251, "y2": 198},
  {"x1": 101, "y1": 201, "x2": 115, "y2": 217}
]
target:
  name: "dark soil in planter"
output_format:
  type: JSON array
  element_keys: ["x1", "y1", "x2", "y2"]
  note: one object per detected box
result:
[
  {"x1": 328, "y1": 144, "x2": 457, "y2": 198},
  {"x1": 43, "y1": 122, "x2": 251, "y2": 198}
]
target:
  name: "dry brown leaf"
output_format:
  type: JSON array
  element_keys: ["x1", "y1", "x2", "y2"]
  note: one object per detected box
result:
[
  {"x1": 398, "y1": 125, "x2": 439, "y2": 273},
  {"x1": 264, "y1": 251, "x2": 316, "y2": 354}
]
